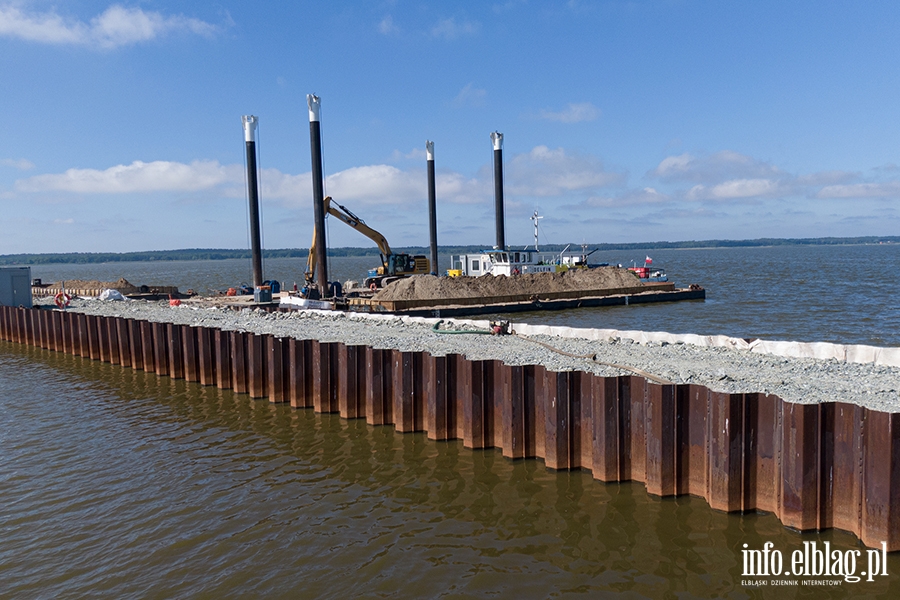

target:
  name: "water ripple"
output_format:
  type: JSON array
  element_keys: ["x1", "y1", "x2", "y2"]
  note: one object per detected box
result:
[{"x1": 2, "y1": 341, "x2": 899, "y2": 598}]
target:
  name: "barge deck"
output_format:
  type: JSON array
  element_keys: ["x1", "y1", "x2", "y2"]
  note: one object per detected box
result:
[{"x1": 345, "y1": 284, "x2": 705, "y2": 316}]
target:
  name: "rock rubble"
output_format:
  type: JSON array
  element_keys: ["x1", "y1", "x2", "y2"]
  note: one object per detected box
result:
[{"x1": 38, "y1": 296, "x2": 900, "y2": 413}]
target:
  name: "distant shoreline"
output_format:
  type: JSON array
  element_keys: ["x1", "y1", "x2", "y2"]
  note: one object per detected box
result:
[{"x1": 2, "y1": 236, "x2": 897, "y2": 265}]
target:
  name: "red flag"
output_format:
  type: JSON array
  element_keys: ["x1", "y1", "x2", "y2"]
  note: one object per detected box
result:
[{"x1": 645, "y1": 256, "x2": 653, "y2": 264}]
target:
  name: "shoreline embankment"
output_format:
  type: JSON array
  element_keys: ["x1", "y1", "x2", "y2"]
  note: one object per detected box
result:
[{"x1": 2, "y1": 299, "x2": 899, "y2": 551}]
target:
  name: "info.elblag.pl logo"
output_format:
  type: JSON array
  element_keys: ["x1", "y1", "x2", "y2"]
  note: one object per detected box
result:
[{"x1": 741, "y1": 541, "x2": 889, "y2": 586}]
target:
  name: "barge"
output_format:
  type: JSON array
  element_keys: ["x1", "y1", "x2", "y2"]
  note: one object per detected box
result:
[{"x1": 346, "y1": 282, "x2": 704, "y2": 316}]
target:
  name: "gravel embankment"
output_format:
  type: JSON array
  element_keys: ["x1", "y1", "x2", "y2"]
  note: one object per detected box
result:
[{"x1": 39, "y1": 297, "x2": 900, "y2": 413}]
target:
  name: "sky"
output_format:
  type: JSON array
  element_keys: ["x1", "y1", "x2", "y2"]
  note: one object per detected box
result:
[{"x1": 2, "y1": 0, "x2": 900, "y2": 254}]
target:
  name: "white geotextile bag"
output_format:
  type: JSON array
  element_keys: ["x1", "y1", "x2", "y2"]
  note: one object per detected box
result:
[{"x1": 98, "y1": 289, "x2": 126, "y2": 301}]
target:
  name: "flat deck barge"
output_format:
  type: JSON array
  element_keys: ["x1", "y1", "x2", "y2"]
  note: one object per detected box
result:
[{"x1": 345, "y1": 283, "x2": 705, "y2": 317}]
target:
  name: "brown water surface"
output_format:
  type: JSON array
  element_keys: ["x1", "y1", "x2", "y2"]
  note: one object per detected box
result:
[{"x1": 2, "y1": 341, "x2": 899, "y2": 598}]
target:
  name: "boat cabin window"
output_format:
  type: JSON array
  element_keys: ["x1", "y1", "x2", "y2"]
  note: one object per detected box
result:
[{"x1": 470, "y1": 260, "x2": 480, "y2": 272}]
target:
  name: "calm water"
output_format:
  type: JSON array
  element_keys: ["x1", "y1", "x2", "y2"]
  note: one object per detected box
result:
[
  {"x1": 7, "y1": 244, "x2": 900, "y2": 598},
  {"x1": 3, "y1": 342, "x2": 899, "y2": 598},
  {"x1": 31, "y1": 243, "x2": 900, "y2": 347},
  {"x1": 507, "y1": 243, "x2": 900, "y2": 348}
]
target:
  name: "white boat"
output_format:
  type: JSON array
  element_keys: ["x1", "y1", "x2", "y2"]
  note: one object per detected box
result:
[
  {"x1": 448, "y1": 207, "x2": 606, "y2": 277},
  {"x1": 448, "y1": 244, "x2": 610, "y2": 277},
  {"x1": 448, "y1": 249, "x2": 556, "y2": 277}
]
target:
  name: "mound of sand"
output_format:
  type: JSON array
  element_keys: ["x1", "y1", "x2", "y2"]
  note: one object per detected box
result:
[
  {"x1": 54, "y1": 278, "x2": 140, "y2": 292},
  {"x1": 372, "y1": 267, "x2": 643, "y2": 302}
]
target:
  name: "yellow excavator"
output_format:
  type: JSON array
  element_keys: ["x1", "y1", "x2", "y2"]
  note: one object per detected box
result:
[{"x1": 305, "y1": 197, "x2": 430, "y2": 292}]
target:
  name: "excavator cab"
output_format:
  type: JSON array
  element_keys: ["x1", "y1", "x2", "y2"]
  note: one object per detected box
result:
[
  {"x1": 386, "y1": 254, "x2": 408, "y2": 275},
  {"x1": 387, "y1": 253, "x2": 429, "y2": 277}
]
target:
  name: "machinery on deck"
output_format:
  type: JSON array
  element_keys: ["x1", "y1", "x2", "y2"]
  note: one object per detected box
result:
[{"x1": 305, "y1": 197, "x2": 430, "y2": 293}]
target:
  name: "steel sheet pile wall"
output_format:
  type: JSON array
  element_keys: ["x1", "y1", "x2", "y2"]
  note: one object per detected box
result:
[{"x1": 2, "y1": 305, "x2": 898, "y2": 551}]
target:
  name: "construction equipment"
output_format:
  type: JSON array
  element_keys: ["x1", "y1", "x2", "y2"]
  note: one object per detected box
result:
[{"x1": 305, "y1": 197, "x2": 430, "y2": 292}]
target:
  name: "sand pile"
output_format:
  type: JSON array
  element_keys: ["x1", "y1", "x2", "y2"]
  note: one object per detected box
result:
[
  {"x1": 55, "y1": 278, "x2": 140, "y2": 292},
  {"x1": 373, "y1": 267, "x2": 643, "y2": 302}
]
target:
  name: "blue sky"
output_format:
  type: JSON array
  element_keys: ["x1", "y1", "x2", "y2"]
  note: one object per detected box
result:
[{"x1": 2, "y1": 1, "x2": 900, "y2": 253}]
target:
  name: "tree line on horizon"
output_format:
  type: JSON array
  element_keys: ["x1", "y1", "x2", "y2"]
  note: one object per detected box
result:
[{"x1": 1, "y1": 236, "x2": 898, "y2": 265}]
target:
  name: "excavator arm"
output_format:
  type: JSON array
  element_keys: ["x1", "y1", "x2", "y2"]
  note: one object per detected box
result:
[
  {"x1": 305, "y1": 196, "x2": 393, "y2": 284},
  {"x1": 304, "y1": 226, "x2": 318, "y2": 285},
  {"x1": 323, "y1": 197, "x2": 393, "y2": 257},
  {"x1": 304, "y1": 196, "x2": 429, "y2": 291}
]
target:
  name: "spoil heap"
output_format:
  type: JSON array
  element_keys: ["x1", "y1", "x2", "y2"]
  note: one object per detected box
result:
[
  {"x1": 33, "y1": 277, "x2": 185, "y2": 299},
  {"x1": 372, "y1": 267, "x2": 643, "y2": 302},
  {"x1": 55, "y1": 278, "x2": 141, "y2": 293}
]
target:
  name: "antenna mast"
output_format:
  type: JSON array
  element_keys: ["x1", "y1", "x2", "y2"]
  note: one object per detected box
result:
[{"x1": 531, "y1": 209, "x2": 543, "y2": 252}]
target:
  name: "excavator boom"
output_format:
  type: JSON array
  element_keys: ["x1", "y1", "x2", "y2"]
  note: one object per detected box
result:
[
  {"x1": 304, "y1": 196, "x2": 429, "y2": 291},
  {"x1": 325, "y1": 197, "x2": 392, "y2": 256}
]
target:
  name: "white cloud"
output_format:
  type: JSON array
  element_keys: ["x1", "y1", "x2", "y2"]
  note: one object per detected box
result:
[
  {"x1": 11, "y1": 158, "x2": 487, "y2": 208},
  {"x1": 0, "y1": 4, "x2": 220, "y2": 49},
  {"x1": 648, "y1": 151, "x2": 900, "y2": 204},
  {"x1": 325, "y1": 165, "x2": 424, "y2": 206},
  {"x1": 6, "y1": 146, "x2": 630, "y2": 224},
  {"x1": 16, "y1": 160, "x2": 241, "y2": 193},
  {"x1": 686, "y1": 178, "x2": 780, "y2": 201},
  {"x1": 275, "y1": 165, "x2": 484, "y2": 209},
  {"x1": 431, "y1": 17, "x2": 479, "y2": 40},
  {"x1": 652, "y1": 153, "x2": 693, "y2": 179},
  {"x1": 432, "y1": 172, "x2": 488, "y2": 204},
  {"x1": 15, "y1": 150, "x2": 900, "y2": 249},
  {"x1": 258, "y1": 169, "x2": 309, "y2": 202},
  {"x1": 648, "y1": 150, "x2": 900, "y2": 203},
  {"x1": 391, "y1": 147, "x2": 427, "y2": 161},
  {"x1": 264, "y1": 163, "x2": 487, "y2": 208},
  {"x1": 453, "y1": 82, "x2": 486, "y2": 107},
  {"x1": 583, "y1": 187, "x2": 669, "y2": 208},
  {"x1": 796, "y1": 170, "x2": 860, "y2": 186},
  {"x1": 651, "y1": 150, "x2": 782, "y2": 183},
  {"x1": 295, "y1": 165, "x2": 486, "y2": 208},
  {"x1": 817, "y1": 182, "x2": 900, "y2": 199},
  {"x1": 378, "y1": 15, "x2": 399, "y2": 35},
  {"x1": 506, "y1": 146, "x2": 623, "y2": 196},
  {"x1": 1, "y1": 158, "x2": 35, "y2": 170},
  {"x1": 538, "y1": 102, "x2": 600, "y2": 123}
]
